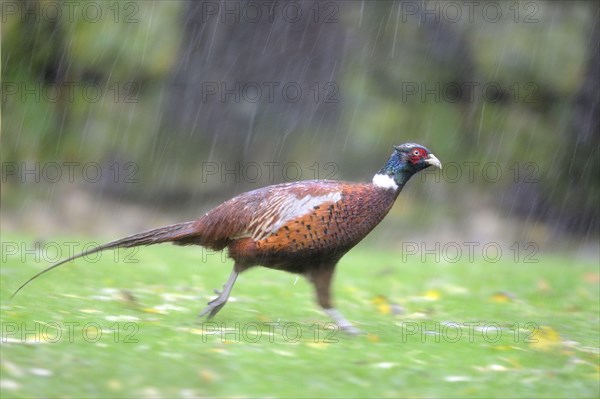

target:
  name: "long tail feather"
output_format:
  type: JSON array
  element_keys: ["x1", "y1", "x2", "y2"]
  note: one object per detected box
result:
[{"x1": 10, "y1": 221, "x2": 198, "y2": 300}]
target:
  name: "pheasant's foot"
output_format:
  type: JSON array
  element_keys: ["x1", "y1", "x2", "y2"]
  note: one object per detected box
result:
[
  {"x1": 198, "y1": 271, "x2": 239, "y2": 320},
  {"x1": 199, "y1": 294, "x2": 228, "y2": 319},
  {"x1": 324, "y1": 308, "x2": 362, "y2": 335}
]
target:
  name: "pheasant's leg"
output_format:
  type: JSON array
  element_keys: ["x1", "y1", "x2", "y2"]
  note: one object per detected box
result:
[
  {"x1": 199, "y1": 269, "x2": 238, "y2": 319},
  {"x1": 309, "y1": 266, "x2": 361, "y2": 335}
]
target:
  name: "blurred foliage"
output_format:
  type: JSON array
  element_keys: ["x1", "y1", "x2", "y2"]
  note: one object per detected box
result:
[{"x1": 1, "y1": 0, "x2": 598, "y2": 236}]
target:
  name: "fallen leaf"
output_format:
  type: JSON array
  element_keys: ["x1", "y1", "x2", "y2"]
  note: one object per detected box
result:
[
  {"x1": 142, "y1": 308, "x2": 163, "y2": 314},
  {"x1": 529, "y1": 326, "x2": 561, "y2": 351},
  {"x1": 367, "y1": 333, "x2": 380, "y2": 343},
  {"x1": 490, "y1": 291, "x2": 514, "y2": 303},
  {"x1": 504, "y1": 357, "x2": 523, "y2": 369},
  {"x1": 198, "y1": 369, "x2": 217, "y2": 383},
  {"x1": 371, "y1": 295, "x2": 392, "y2": 315},
  {"x1": 424, "y1": 290, "x2": 441, "y2": 301},
  {"x1": 306, "y1": 342, "x2": 328, "y2": 349}
]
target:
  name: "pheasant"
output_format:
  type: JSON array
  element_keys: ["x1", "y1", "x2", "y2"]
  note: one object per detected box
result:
[{"x1": 12, "y1": 143, "x2": 441, "y2": 333}]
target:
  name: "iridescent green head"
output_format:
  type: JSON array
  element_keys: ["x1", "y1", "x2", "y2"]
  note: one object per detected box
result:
[{"x1": 373, "y1": 143, "x2": 442, "y2": 190}]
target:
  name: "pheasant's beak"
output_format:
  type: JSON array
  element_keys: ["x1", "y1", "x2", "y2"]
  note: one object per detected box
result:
[{"x1": 425, "y1": 154, "x2": 442, "y2": 169}]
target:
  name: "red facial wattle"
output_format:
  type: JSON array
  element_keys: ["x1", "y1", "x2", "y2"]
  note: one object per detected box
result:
[{"x1": 409, "y1": 148, "x2": 428, "y2": 164}]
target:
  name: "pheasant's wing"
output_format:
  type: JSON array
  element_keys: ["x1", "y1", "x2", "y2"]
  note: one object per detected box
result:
[{"x1": 192, "y1": 181, "x2": 346, "y2": 248}]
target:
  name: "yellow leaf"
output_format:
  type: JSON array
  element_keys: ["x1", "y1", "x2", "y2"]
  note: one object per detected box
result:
[
  {"x1": 490, "y1": 292, "x2": 513, "y2": 303},
  {"x1": 529, "y1": 326, "x2": 561, "y2": 351},
  {"x1": 367, "y1": 333, "x2": 380, "y2": 343},
  {"x1": 505, "y1": 358, "x2": 523, "y2": 369},
  {"x1": 424, "y1": 290, "x2": 441, "y2": 301},
  {"x1": 198, "y1": 369, "x2": 217, "y2": 383},
  {"x1": 306, "y1": 342, "x2": 328, "y2": 349},
  {"x1": 371, "y1": 295, "x2": 391, "y2": 315}
]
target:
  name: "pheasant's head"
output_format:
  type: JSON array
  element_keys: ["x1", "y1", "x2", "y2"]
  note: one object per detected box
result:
[{"x1": 373, "y1": 143, "x2": 442, "y2": 190}]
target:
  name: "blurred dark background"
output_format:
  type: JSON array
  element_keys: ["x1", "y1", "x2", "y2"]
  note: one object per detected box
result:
[{"x1": 2, "y1": 1, "x2": 598, "y2": 255}]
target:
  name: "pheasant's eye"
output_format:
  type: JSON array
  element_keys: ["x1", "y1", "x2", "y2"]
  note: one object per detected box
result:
[{"x1": 413, "y1": 150, "x2": 421, "y2": 156}]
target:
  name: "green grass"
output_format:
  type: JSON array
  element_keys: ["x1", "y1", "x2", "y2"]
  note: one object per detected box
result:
[{"x1": 1, "y1": 235, "x2": 598, "y2": 398}]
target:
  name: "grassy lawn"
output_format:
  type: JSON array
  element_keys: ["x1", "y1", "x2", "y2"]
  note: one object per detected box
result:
[{"x1": 1, "y1": 234, "x2": 598, "y2": 398}]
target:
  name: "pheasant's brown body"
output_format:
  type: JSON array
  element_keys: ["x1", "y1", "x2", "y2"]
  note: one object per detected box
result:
[
  {"x1": 188, "y1": 181, "x2": 398, "y2": 272},
  {"x1": 12, "y1": 143, "x2": 441, "y2": 333}
]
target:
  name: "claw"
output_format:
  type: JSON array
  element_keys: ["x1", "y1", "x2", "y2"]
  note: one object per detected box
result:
[
  {"x1": 198, "y1": 270, "x2": 239, "y2": 321},
  {"x1": 199, "y1": 301, "x2": 226, "y2": 319},
  {"x1": 199, "y1": 290, "x2": 226, "y2": 318}
]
